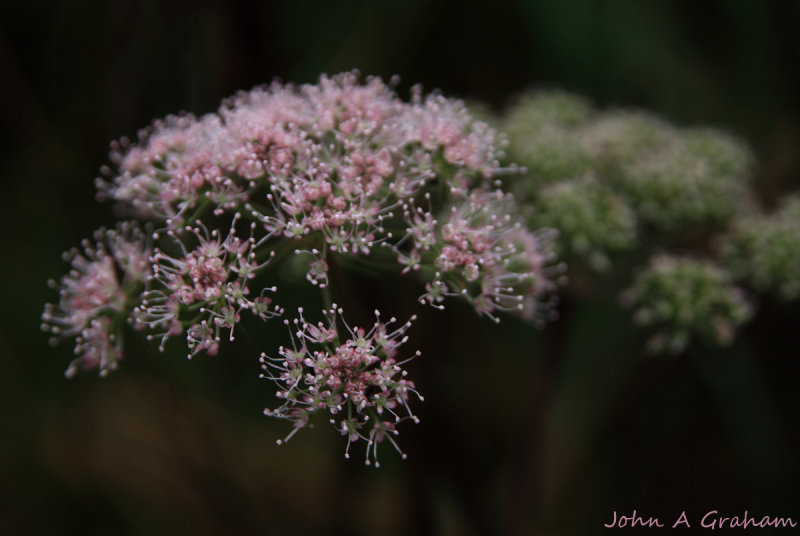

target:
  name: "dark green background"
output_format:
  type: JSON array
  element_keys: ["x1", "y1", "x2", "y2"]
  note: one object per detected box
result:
[{"x1": 1, "y1": 1, "x2": 798, "y2": 534}]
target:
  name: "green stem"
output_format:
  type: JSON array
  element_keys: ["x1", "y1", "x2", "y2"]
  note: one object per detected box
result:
[
  {"x1": 321, "y1": 247, "x2": 334, "y2": 311},
  {"x1": 254, "y1": 235, "x2": 314, "y2": 266},
  {"x1": 184, "y1": 197, "x2": 212, "y2": 225}
]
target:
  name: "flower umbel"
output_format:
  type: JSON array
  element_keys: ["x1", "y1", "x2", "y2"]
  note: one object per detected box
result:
[
  {"x1": 396, "y1": 189, "x2": 562, "y2": 324},
  {"x1": 134, "y1": 213, "x2": 281, "y2": 357},
  {"x1": 41, "y1": 222, "x2": 151, "y2": 377},
  {"x1": 621, "y1": 254, "x2": 753, "y2": 354},
  {"x1": 261, "y1": 305, "x2": 422, "y2": 467},
  {"x1": 43, "y1": 72, "x2": 563, "y2": 467},
  {"x1": 723, "y1": 194, "x2": 800, "y2": 301}
]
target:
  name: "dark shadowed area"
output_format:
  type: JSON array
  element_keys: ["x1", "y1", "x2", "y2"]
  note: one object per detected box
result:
[{"x1": 1, "y1": 1, "x2": 798, "y2": 534}]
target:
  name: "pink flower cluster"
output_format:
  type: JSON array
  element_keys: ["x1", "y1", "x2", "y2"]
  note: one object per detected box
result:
[
  {"x1": 397, "y1": 190, "x2": 560, "y2": 323},
  {"x1": 98, "y1": 72, "x2": 500, "y2": 235},
  {"x1": 261, "y1": 306, "x2": 421, "y2": 466},
  {"x1": 41, "y1": 223, "x2": 151, "y2": 377},
  {"x1": 45, "y1": 72, "x2": 562, "y2": 464},
  {"x1": 95, "y1": 72, "x2": 557, "y2": 319},
  {"x1": 134, "y1": 214, "x2": 281, "y2": 358}
]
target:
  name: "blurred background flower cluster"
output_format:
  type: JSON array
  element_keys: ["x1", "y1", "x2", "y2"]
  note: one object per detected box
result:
[{"x1": 1, "y1": 1, "x2": 799, "y2": 534}]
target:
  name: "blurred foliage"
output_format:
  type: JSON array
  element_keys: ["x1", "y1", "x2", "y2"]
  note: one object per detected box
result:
[{"x1": 1, "y1": 0, "x2": 799, "y2": 535}]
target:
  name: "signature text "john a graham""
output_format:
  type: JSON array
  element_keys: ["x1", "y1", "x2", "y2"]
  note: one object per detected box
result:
[{"x1": 604, "y1": 509, "x2": 797, "y2": 529}]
